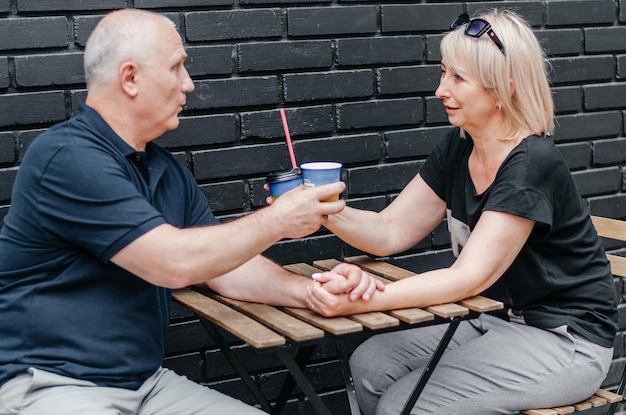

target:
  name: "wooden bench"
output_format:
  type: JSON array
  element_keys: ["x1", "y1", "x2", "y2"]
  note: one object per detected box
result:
[{"x1": 519, "y1": 216, "x2": 626, "y2": 415}]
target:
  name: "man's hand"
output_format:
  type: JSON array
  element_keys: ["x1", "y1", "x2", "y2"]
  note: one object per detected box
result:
[{"x1": 265, "y1": 182, "x2": 346, "y2": 239}]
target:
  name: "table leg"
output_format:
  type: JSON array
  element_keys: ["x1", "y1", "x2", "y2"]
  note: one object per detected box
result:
[
  {"x1": 400, "y1": 317, "x2": 463, "y2": 415},
  {"x1": 275, "y1": 348, "x2": 333, "y2": 415},
  {"x1": 273, "y1": 345, "x2": 317, "y2": 414},
  {"x1": 199, "y1": 318, "x2": 273, "y2": 413},
  {"x1": 336, "y1": 339, "x2": 361, "y2": 415}
]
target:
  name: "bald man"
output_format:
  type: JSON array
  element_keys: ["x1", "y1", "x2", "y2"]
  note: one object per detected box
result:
[{"x1": 0, "y1": 9, "x2": 381, "y2": 415}]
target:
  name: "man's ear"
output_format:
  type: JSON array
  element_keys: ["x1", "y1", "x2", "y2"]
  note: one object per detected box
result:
[{"x1": 120, "y1": 61, "x2": 139, "y2": 98}]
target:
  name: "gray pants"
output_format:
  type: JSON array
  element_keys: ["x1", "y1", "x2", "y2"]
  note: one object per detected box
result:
[
  {"x1": 349, "y1": 314, "x2": 613, "y2": 415},
  {"x1": 0, "y1": 366, "x2": 266, "y2": 415}
]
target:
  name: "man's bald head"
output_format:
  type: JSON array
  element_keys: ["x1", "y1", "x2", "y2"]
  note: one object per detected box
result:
[{"x1": 84, "y1": 9, "x2": 177, "y2": 91}]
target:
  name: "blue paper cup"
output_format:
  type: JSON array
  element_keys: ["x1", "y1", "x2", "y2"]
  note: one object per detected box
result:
[
  {"x1": 300, "y1": 162, "x2": 342, "y2": 201},
  {"x1": 266, "y1": 168, "x2": 303, "y2": 199}
]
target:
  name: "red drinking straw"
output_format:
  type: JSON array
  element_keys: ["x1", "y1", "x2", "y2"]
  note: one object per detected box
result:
[{"x1": 279, "y1": 108, "x2": 297, "y2": 169}]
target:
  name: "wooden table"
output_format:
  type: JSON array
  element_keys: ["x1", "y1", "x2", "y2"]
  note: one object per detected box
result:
[{"x1": 172, "y1": 256, "x2": 503, "y2": 415}]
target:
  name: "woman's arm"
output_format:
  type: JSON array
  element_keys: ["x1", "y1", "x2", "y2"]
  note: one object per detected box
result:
[
  {"x1": 324, "y1": 174, "x2": 447, "y2": 256},
  {"x1": 310, "y1": 210, "x2": 535, "y2": 316}
]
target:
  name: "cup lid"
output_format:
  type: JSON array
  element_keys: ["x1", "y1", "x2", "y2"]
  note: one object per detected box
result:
[{"x1": 266, "y1": 168, "x2": 302, "y2": 183}]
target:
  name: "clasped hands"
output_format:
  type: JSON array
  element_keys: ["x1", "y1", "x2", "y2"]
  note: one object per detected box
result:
[{"x1": 306, "y1": 262, "x2": 385, "y2": 317}]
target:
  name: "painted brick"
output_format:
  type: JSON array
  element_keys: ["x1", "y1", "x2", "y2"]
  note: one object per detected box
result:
[
  {"x1": 535, "y1": 29, "x2": 583, "y2": 56},
  {"x1": 593, "y1": 138, "x2": 626, "y2": 166},
  {"x1": 394, "y1": 249, "x2": 455, "y2": 274},
  {"x1": 547, "y1": 0, "x2": 615, "y2": 26},
  {"x1": 284, "y1": 70, "x2": 373, "y2": 103},
  {"x1": 0, "y1": 92, "x2": 66, "y2": 127},
  {"x1": 186, "y1": 10, "x2": 283, "y2": 41},
  {"x1": 573, "y1": 167, "x2": 621, "y2": 197},
  {"x1": 337, "y1": 98, "x2": 423, "y2": 131},
  {"x1": 73, "y1": 15, "x2": 102, "y2": 47},
  {"x1": 0, "y1": 0, "x2": 7, "y2": 12},
  {"x1": 0, "y1": 132, "x2": 15, "y2": 165},
  {"x1": 425, "y1": 96, "x2": 447, "y2": 125},
  {"x1": 552, "y1": 86, "x2": 583, "y2": 114},
  {"x1": 193, "y1": 143, "x2": 292, "y2": 181},
  {"x1": 17, "y1": 0, "x2": 124, "y2": 11},
  {"x1": 584, "y1": 83, "x2": 626, "y2": 111},
  {"x1": 425, "y1": 34, "x2": 444, "y2": 63},
  {"x1": 336, "y1": 36, "x2": 424, "y2": 67},
  {"x1": 15, "y1": 53, "x2": 84, "y2": 87},
  {"x1": 263, "y1": 234, "x2": 343, "y2": 265},
  {"x1": 199, "y1": 181, "x2": 247, "y2": 213},
  {"x1": 378, "y1": 65, "x2": 440, "y2": 96},
  {"x1": 0, "y1": 56, "x2": 8, "y2": 89},
  {"x1": 554, "y1": 112, "x2": 622, "y2": 142},
  {"x1": 187, "y1": 77, "x2": 279, "y2": 110},
  {"x1": 347, "y1": 161, "x2": 421, "y2": 195},
  {"x1": 186, "y1": 46, "x2": 233, "y2": 77},
  {"x1": 159, "y1": 115, "x2": 237, "y2": 148},
  {"x1": 381, "y1": 3, "x2": 460, "y2": 33},
  {"x1": 136, "y1": 0, "x2": 232, "y2": 7},
  {"x1": 468, "y1": 2, "x2": 546, "y2": 26},
  {"x1": 288, "y1": 6, "x2": 376, "y2": 36},
  {"x1": 618, "y1": 55, "x2": 626, "y2": 80},
  {"x1": 549, "y1": 56, "x2": 614, "y2": 85},
  {"x1": 585, "y1": 27, "x2": 626, "y2": 53},
  {"x1": 239, "y1": 40, "x2": 331, "y2": 72},
  {"x1": 385, "y1": 126, "x2": 452, "y2": 160},
  {"x1": 162, "y1": 353, "x2": 203, "y2": 383},
  {"x1": 0, "y1": 17, "x2": 68, "y2": 51},
  {"x1": 294, "y1": 134, "x2": 382, "y2": 165},
  {"x1": 590, "y1": 194, "x2": 626, "y2": 219},
  {"x1": 242, "y1": 0, "x2": 329, "y2": 5},
  {"x1": 557, "y1": 142, "x2": 590, "y2": 170},
  {"x1": 241, "y1": 105, "x2": 334, "y2": 140},
  {"x1": 0, "y1": 167, "x2": 17, "y2": 202}
]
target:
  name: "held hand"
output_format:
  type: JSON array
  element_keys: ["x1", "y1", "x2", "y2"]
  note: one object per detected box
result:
[
  {"x1": 313, "y1": 263, "x2": 385, "y2": 301},
  {"x1": 268, "y1": 182, "x2": 346, "y2": 239},
  {"x1": 305, "y1": 264, "x2": 385, "y2": 317}
]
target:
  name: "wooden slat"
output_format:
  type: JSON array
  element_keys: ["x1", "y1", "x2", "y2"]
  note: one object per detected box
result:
[
  {"x1": 426, "y1": 303, "x2": 468, "y2": 318},
  {"x1": 591, "y1": 215, "x2": 626, "y2": 242},
  {"x1": 522, "y1": 409, "x2": 558, "y2": 415},
  {"x1": 460, "y1": 295, "x2": 504, "y2": 313},
  {"x1": 551, "y1": 405, "x2": 575, "y2": 414},
  {"x1": 585, "y1": 394, "x2": 607, "y2": 407},
  {"x1": 572, "y1": 401, "x2": 592, "y2": 411},
  {"x1": 607, "y1": 253, "x2": 626, "y2": 278},
  {"x1": 593, "y1": 388, "x2": 623, "y2": 403},
  {"x1": 172, "y1": 288, "x2": 285, "y2": 349},
  {"x1": 210, "y1": 293, "x2": 324, "y2": 342},
  {"x1": 281, "y1": 306, "x2": 363, "y2": 335},
  {"x1": 389, "y1": 308, "x2": 435, "y2": 324},
  {"x1": 286, "y1": 262, "x2": 400, "y2": 330}
]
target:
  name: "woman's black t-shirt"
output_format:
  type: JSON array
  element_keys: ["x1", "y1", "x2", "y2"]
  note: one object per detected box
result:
[{"x1": 419, "y1": 128, "x2": 618, "y2": 347}]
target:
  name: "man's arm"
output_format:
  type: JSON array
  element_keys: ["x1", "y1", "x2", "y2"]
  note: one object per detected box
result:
[
  {"x1": 111, "y1": 182, "x2": 345, "y2": 289},
  {"x1": 207, "y1": 255, "x2": 384, "y2": 307}
]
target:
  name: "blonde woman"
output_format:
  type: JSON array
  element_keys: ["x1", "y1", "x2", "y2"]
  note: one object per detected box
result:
[{"x1": 310, "y1": 9, "x2": 618, "y2": 414}]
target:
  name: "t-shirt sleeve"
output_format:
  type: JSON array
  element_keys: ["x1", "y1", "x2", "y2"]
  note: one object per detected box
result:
[{"x1": 35, "y1": 144, "x2": 167, "y2": 261}]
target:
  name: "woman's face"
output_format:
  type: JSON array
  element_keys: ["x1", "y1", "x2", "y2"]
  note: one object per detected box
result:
[{"x1": 435, "y1": 59, "x2": 500, "y2": 136}]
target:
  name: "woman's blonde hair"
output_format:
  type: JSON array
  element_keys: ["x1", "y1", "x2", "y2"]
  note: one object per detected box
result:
[{"x1": 441, "y1": 9, "x2": 554, "y2": 138}]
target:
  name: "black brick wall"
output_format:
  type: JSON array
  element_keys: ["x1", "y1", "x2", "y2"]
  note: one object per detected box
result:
[{"x1": 1, "y1": 0, "x2": 626, "y2": 413}]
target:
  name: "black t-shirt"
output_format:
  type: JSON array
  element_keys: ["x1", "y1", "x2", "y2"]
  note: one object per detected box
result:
[{"x1": 420, "y1": 128, "x2": 618, "y2": 347}]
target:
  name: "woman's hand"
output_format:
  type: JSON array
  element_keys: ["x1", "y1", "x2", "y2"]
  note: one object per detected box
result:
[{"x1": 306, "y1": 263, "x2": 385, "y2": 316}]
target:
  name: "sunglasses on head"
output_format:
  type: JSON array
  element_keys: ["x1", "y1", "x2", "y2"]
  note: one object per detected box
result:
[{"x1": 450, "y1": 13, "x2": 506, "y2": 56}]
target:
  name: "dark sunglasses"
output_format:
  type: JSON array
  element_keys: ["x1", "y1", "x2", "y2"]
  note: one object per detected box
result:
[{"x1": 450, "y1": 13, "x2": 506, "y2": 55}]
